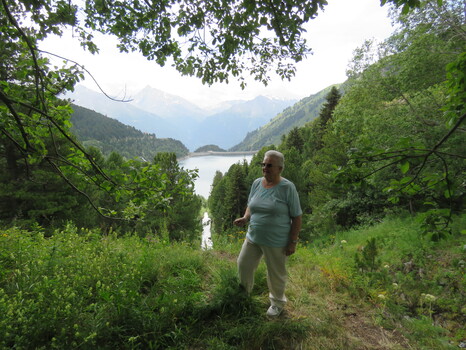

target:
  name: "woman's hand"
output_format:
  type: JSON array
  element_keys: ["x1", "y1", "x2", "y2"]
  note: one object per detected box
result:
[
  {"x1": 233, "y1": 217, "x2": 248, "y2": 226},
  {"x1": 284, "y1": 242, "x2": 297, "y2": 256},
  {"x1": 234, "y1": 207, "x2": 251, "y2": 227}
]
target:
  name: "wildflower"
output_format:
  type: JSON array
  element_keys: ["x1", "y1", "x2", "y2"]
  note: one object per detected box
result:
[
  {"x1": 340, "y1": 240, "x2": 347, "y2": 244},
  {"x1": 384, "y1": 264, "x2": 390, "y2": 269},
  {"x1": 421, "y1": 293, "x2": 437, "y2": 302},
  {"x1": 378, "y1": 294, "x2": 386, "y2": 300}
]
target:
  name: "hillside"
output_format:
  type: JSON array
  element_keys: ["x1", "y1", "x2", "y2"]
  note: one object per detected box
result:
[
  {"x1": 70, "y1": 104, "x2": 189, "y2": 159},
  {"x1": 2, "y1": 215, "x2": 464, "y2": 349},
  {"x1": 230, "y1": 85, "x2": 337, "y2": 151}
]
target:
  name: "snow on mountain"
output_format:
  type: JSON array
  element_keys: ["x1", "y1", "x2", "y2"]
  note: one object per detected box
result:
[{"x1": 131, "y1": 86, "x2": 208, "y2": 121}]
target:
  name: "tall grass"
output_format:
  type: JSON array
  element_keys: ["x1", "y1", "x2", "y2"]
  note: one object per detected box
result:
[
  {"x1": 0, "y1": 224, "x2": 308, "y2": 349},
  {"x1": 0, "y1": 214, "x2": 464, "y2": 349},
  {"x1": 291, "y1": 214, "x2": 465, "y2": 349}
]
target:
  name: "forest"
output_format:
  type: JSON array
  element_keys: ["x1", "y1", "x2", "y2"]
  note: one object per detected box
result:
[
  {"x1": 70, "y1": 105, "x2": 190, "y2": 159},
  {"x1": 0, "y1": 0, "x2": 465, "y2": 349}
]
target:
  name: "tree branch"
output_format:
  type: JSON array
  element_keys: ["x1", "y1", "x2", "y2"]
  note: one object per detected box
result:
[
  {"x1": 0, "y1": 90, "x2": 34, "y2": 153},
  {"x1": 39, "y1": 49, "x2": 133, "y2": 103},
  {"x1": 45, "y1": 158, "x2": 126, "y2": 221},
  {"x1": 359, "y1": 112, "x2": 466, "y2": 181},
  {"x1": 3, "y1": 93, "x2": 116, "y2": 184}
]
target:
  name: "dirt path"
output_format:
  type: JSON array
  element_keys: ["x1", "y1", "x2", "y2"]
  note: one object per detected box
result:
[{"x1": 210, "y1": 249, "x2": 415, "y2": 350}]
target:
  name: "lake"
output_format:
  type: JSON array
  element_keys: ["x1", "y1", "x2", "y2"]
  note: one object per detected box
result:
[{"x1": 179, "y1": 153, "x2": 255, "y2": 198}]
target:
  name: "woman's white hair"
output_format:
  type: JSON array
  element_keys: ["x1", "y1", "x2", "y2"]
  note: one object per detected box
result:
[{"x1": 264, "y1": 150, "x2": 285, "y2": 169}]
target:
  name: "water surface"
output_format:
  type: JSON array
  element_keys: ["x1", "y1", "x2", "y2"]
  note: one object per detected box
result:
[{"x1": 179, "y1": 153, "x2": 254, "y2": 198}]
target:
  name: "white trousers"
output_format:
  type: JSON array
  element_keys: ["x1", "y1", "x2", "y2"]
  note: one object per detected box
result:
[{"x1": 237, "y1": 239, "x2": 288, "y2": 307}]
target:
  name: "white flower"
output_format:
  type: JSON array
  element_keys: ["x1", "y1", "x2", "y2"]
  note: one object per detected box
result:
[
  {"x1": 422, "y1": 293, "x2": 437, "y2": 302},
  {"x1": 378, "y1": 294, "x2": 386, "y2": 300},
  {"x1": 340, "y1": 240, "x2": 347, "y2": 244}
]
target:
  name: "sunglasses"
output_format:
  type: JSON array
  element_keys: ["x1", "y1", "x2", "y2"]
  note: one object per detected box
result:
[{"x1": 260, "y1": 163, "x2": 277, "y2": 168}]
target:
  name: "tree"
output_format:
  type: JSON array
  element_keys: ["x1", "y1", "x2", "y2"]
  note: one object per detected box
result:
[
  {"x1": 153, "y1": 152, "x2": 201, "y2": 241},
  {"x1": 284, "y1": 127, "x2": 305, "y2": 152},
  {"x1": 224, "y1": 163, "x2": 249, "y2": 224},
  {"x1": 313, "y1": 86, "x2": 341, "y2": 152},
  {"x1": 333, "y1": 0, "x2": 465, "y2": 235},
  {"x1": 208, "y1": 171, "x2": 228, "y2": 234},
  {"x1": 318, "y1": 86, "x2": 341, "y2": 129},
  {"x1": 267, "y1": 0, "x2": 464, "y2": 238}
]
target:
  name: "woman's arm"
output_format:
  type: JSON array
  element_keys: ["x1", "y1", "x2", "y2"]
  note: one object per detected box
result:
[
  {"x1": 233, "y1": 207, "x2": 251, "y2": 227},
  {"x1": 285, "y1": 215, "x2": 302, "y2": 256}
]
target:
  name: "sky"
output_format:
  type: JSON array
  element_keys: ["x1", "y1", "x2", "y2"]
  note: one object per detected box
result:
[{"x1": 41, "y1": 0, "x2": 395, "y2": 109}]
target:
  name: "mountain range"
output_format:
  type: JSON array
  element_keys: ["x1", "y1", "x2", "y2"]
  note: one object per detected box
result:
[{"x1": 64, "y1": 85, "x2": 297, "y2": 151}]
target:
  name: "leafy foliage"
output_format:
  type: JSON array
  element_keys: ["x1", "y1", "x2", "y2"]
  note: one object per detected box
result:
[{"x1": 354, "y1": 237, "x2": 381, "y2": 273}]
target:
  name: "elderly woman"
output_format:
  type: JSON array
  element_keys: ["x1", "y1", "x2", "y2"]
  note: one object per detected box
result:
[{"x1": 233, "y1": 150, "x2": 302, "y2": 317}]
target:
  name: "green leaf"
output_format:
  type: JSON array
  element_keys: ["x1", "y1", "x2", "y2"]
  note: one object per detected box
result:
[
  {"x1": 400, "y1": 176, "x2": 412, "y2": 184},
  {"x1": 400, "y1": 161, "x2": 410, "y2": 174},
  {"x1": 401, "y1": 4, "x2": 410, "y2": 14},
  {"x1": 396, "y1": 137, "x2": 412, "y2": 148}
]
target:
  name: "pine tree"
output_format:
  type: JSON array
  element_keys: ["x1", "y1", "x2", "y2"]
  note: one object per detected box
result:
[
  {"x1": 319, "y1": 86, "x2": 342, "y2": 128},
  {"x1": 315, "y1": 86, "x2": 342, "y2": 151}
]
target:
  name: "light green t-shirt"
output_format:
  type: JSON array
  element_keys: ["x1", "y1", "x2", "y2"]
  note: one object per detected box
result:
[{"x1": 246, "y1": 177, "x2": 302, "y2": 248}]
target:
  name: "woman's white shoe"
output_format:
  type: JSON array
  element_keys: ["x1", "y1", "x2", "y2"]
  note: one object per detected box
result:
[{"x1": 266, "y1": 305, "x2": 283, "y2": 317}]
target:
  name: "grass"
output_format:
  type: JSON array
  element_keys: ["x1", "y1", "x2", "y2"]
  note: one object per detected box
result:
[{"x1": 0, "y1": 215, "x2": 464, "y2": 349}]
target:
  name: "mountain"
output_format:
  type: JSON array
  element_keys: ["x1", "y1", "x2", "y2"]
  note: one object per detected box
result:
[
  {"x1": 70, "y1": 104, "x2": 189, "y2": 159},
  {"x1": 195, "y1": 96, "x2": 297, "y2": 150},
  {"x1": 230, "y1": 85, "x2": 337, "y2": 151},
  {"x1": 131, "y1": 85, "x2": 207, "y2": 121},
  {"x1": 203, "y1": 100, "x2": 246, "y2": 115},
  {"x1": 65, "y1": 85, "x2": 297, "y2": 151}
]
